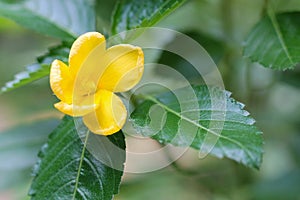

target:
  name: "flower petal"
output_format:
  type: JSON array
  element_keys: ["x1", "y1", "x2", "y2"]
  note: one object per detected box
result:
[
  {"x1": 83, "y1": 90, "x2": 127, "y2": 135},
  {"x1": 50, "y1": 59, "x2": 73, "y2": 103},
  {"x1": 54, "y1": 91, "x2": 102, "y2": 116},
  {"x1": 69, "y1": 32, "x2": 106, "y2": 76},
  {"x1": 98, "y1": 44, "x2": 144, "y2": 92}
]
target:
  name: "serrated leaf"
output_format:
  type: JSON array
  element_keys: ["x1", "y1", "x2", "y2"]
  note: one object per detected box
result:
[
  {"x1": 111, "y1": 0, "x2": 186, "y2": 34},
  {"x1": 130, "y1": 85, "x2": 263, "y2": 169},
  {"x1": 0, "y1": 42, "x2": 71, "y2": 94},
  {"x1": 243, "y1": 12, "x2": 300, "y2": 70},
  {"x1": 29, "y1": 116, "x2": 126, "y2": 200},
  {"x1": 0, "y1": 0, "x2": 96, "y2": 40},
  {"x1": 1, "y1": 64, "x2": 50, "y2": 93}
]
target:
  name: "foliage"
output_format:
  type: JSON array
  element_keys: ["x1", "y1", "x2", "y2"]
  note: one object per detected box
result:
[
  {"x1": 29, "y1": 116, "x2": 125, "y2": 200},
  {"x1": 0, "y1": 42, "x2": 71, "y2": 93},
  {"x1": 111, "y1": 0, "x2": 186, "y2": 34},
  {"x1": 0, "y1": 0, "x2": 300, "y2": 199},
  {"x1": 0, "y1": 0, "x2": 95, "y2": 39},
  {"x1": 244, "y1": 11, "x2": 300, "y2": 70},
  {"x1": 131, "y1": 85, "x2": 263, "y2": 169}
]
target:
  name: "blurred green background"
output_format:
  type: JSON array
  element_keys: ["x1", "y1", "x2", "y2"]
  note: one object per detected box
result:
[{"x1": 1, "y1": 0, "x2": 300, "y2": 199}]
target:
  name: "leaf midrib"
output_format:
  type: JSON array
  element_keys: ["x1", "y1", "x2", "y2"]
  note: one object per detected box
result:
[
  {"x1": 112, "y1": 0, "x2": 187, "y2": 33},
  {"x1": 268, "y1": 9, "x2": 295, "y2": 65},
  {"x1": 142, "y1": 95, "x2": 256, "y2": 163},
  {"x1": 142, "y1": 0, "x2": 187, "y2": 28}
]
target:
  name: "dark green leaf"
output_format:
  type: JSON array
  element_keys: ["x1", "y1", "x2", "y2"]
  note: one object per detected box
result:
[
  {"x1": 130, "y1": 85, "x2": 263, "y2": 169},
  {"x1": 29, "y1": 116, "x2": 126, "y2": 199},
  {"x1": 111, "y1": 0, "x2": 186, "y2": 34},
  {"x1": 243, "y1": 12, "x2": 300, "y2": 70},
  {"x1": 0, "y1": 0, "x2": 96, "y2": 40},
  {"x1": 95, "y1": 0, "x2": 116, "y2": 33},
  {"x1": 0, "y1": 42, "x2": 71, "y2": 94}
]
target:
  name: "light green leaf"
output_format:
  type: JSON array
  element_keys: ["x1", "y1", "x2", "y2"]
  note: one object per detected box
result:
[
  {"x1": 29, "y1": 116, "x2": 126, "y2": 200},
  {"x1": 130, "y1": 85, "x2": 263, "y2": 169},
  {"x1": 1, "y1": 64, "x2": 50, "y2": 94},
  {"x1": 0, "y1": 42, "x2": 71, "y2": 94},
  {"x1": 243, "y1": 12, "x2": 300, "y2": 70},
  {"x1": 0, "y1": 0, "x2": 96, "y2": 40},
  {"x1": 111, "y1": 0, "x2": 186, "y2": 34}
]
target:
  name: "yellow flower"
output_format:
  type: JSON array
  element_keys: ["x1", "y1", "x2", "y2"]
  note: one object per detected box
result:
[{"x1": 50, "y1": 32, "x2": 144, "y2": 135}]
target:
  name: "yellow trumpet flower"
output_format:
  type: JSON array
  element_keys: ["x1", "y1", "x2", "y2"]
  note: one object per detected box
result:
[{"x1": 50, "y1": 32, "x2": 144, "y2": 135}]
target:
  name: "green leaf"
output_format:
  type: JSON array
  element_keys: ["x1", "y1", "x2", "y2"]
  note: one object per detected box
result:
[
  {"x1": 243, "y1": 12, "x2": 300, "y2": 70},
  {"x1": 130, "y1": 85, "x2": 263, "y2": 169},
  {"x1": 29, "y1": 116, "x2": 126, "y2": 199},
  {"x1": 111, "y1": 0, "x2": 186, "y2": 34},
  {"x1": 0, "y1": 64, "x2": 49, "y2": 94},
  {"x1": 0, "y1": 0, "x2": 96, "y2": 40},
  {"x1": 95, "y1": 0, "x2": 116, "y2": 33},
  {"x1": 0, "y1": 42, "x2": 71, "y2": 94}
]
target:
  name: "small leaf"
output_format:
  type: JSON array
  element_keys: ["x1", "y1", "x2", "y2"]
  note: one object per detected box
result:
[
  {"x1": 243, "y1": 12, "x2": 300, "y2": 70},
  {"x1": 111, "y1": 0, "x2": 186, "y2": 34},
  {"x1": 0, "y1": 0, "x2": 96, "y2": 40},
  {"x1": 130, "y1": 85, "x2": 263, "y2": 169},
  {"x1": 29, "y1": 116, "x2": 126, "y2": 199},
  {"x1": 0, "y1": 42, "x2": 71, "y2": 94}
]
